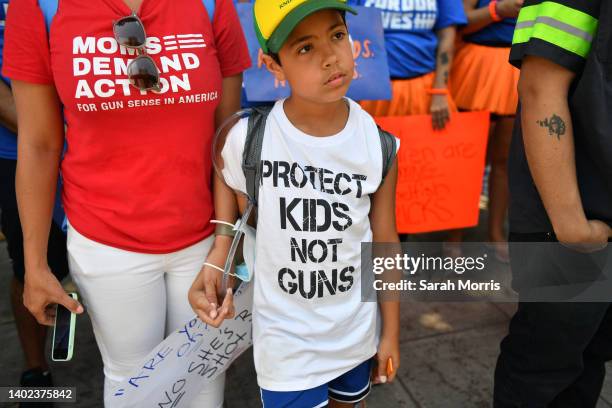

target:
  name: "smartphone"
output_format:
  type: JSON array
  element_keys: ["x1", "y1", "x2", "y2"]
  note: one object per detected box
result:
[{"x1": 51, "y1": 292, "x2": 78, "y2": 362}]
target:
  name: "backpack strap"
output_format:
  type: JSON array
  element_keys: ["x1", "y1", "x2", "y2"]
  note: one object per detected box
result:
[
  {"x1": 377, "y1": 126, "x2": 397, "y2": 181},
  {"x1": 37, "y1": 0, "x2": 58, "y2": 33},
  {"x1": 242, "y1": 105, "x2": 273, "y2": 206},
  {"x1": 242, "y1": 109, "x2": 397, "y2": 204},
  {"x1": 202, "y1": 0, "x2": 215, "y2": 22}
]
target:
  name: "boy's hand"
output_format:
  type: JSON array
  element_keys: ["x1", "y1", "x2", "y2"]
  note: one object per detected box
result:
[
  {"x1": 373, "y1": 334, "x2": 400, "y2": 384},
  {"x1": 189, "y1": 243, "x2": 236, "y2": 328},
  {"x1": 430, "y1": 94, "x2": 450, "y2": 130}
]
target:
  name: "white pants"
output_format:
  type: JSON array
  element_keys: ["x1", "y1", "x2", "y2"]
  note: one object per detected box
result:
[{"x1": 67, "y1": 224, "x2": 225, "y2": 408}]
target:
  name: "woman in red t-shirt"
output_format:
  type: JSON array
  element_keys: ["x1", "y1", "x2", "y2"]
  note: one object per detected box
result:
[{"x1": 3, "y1": 0, "x2": 251, "y2": 405}]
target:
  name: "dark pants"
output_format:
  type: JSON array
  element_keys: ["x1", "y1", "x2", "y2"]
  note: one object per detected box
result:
[
  {"x1": 494, "y1": 232, "x2": 612, "y2": 407},
  {"x1": 0, "y1": 158, "x2": 68, "y2": 283}
]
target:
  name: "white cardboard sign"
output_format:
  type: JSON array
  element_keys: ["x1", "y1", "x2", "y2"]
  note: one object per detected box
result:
[{"x1": 111, "y1": 281, "x2": 253, "y2": 408}]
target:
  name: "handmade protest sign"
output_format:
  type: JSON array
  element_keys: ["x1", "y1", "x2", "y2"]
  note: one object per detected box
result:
[
  {"x1": 376, "y1": 112, "x2": 490, "y2": 233},
  {"x1": 110, "y1": 281, "x2": 253, "y2": 408},
  {"x1": 238, "y1": 4, "x2": 392, "y2": 102}
]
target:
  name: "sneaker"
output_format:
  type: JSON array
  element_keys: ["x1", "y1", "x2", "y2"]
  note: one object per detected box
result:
[{"x1": 19, "y1": 368, "x2": 54, "y2": 408}]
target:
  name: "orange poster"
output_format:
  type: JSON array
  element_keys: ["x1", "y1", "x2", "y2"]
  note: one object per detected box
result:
[{"x1": 376, "y1": 112, "x2": 490, "y2": 234}]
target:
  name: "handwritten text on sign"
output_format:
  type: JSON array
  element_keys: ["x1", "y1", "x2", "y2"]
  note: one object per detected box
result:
[
  {"x1": 111, "y1": 282, "x2": 253, "y2": 408},
  {"x1": 238, "y1": 4, "x2": 392, "y2": 102},
  {"x1": 376, "y1": 112, "x2": 489, "y2": 233}
]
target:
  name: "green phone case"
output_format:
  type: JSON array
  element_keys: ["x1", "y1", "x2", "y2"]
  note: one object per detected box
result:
[{"x1": 51, "y1": 292, "x2": 77, "y2": 362}]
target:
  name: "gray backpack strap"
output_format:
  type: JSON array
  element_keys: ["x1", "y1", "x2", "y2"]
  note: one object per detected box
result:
[
  {"x1": 242, "y1": 105, "x2": 273, "y2": 206},
  {"x1": 377, "y1": 126, "x2": 397, "y2": 181}
]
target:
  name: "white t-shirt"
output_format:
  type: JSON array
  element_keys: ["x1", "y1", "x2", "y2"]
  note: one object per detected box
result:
[{"x1": 221, "y1": 98, "x2": 398, "y2": 391}]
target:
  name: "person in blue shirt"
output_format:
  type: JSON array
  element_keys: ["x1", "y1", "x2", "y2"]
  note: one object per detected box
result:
[
  {"x1": 0, "y1": 1, "x2": 69, "y2": 403},
  {"x1": 348, "y1": 0, "x2": 466, "y2": 254},
  {"x1": 235, "y1": 0, "x2": 275, "y2": 109},
  {"x1": 349, "y1": 0, "x2": 467, "y2": 130},
  {"x1": 450, "y1": 0, "x2": 522, "y2": 262}
]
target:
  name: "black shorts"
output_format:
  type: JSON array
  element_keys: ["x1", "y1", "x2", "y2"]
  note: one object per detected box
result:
[{"x1": 0, "y1": 158, "x2": 68, "y2": 283}]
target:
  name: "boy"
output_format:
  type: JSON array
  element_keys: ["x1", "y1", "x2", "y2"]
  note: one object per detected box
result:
[{"x1": 190, "y1": 1, "x2": 400, "y2": 406}]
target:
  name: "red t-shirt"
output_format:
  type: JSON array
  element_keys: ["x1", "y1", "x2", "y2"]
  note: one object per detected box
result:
[{"x1": 3, "y1": 0, "x2": 251, "y2": 253}]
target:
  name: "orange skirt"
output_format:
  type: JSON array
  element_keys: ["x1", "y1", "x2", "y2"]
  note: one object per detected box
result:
[
  {"x1": 360, "y1": 72, "x2": 457, "y2": 117},
  {"x1": 450, "y1": 42, "x2": 519, "y2": 116}
]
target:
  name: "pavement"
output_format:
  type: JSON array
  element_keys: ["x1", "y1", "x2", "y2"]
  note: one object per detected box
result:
[{"x1": 2, "y1": 212, "x2": 612, "y2": 407}]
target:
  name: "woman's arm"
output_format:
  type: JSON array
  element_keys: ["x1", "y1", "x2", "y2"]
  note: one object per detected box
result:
[
  {"x1": 214, "y1": 73, "x2": 243, "y2": 129},
  {"x1": 189, "y1": 73, "x2": 244, "y2": 327},
  {"x1": 430, "y1": 26, "x2": 456, "y2": 130},
  {"x1": 12, "y1": 80, "x2": 82, "y2": 325},
  {"x1": 461, "y1": 0, "x2": 523, "y2": 36},
  {"x1": 369, "y1": 158, "x2": 400, "y2": 383},
  {"x1": 213, "y1": 74, "x2": 243, "y2": 242}
]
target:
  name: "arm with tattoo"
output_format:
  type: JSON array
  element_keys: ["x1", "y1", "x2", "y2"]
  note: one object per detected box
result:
[
  {"x1": 519, "y1": 56, "x2": 611, "y2": 244},
  {"x1": 430, "y1": 26, "x2": 456, "y2": 129},
  {"x1": 433, "y1": 26, "x2": 455, "y2": 90}
]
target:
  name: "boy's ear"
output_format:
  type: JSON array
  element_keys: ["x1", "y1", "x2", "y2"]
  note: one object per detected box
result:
[{"x1": 261, "y1": 53, "x2": 286, "y2": 82}]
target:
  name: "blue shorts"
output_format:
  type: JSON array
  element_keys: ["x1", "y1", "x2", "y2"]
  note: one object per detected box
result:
[{"x1": 260, "y1": 359, "x2": 373, "y2": 408}]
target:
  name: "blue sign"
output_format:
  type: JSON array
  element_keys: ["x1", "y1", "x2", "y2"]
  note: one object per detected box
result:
[{"x1": 238, "y1": 4, "x2": 392, "y2": 102}]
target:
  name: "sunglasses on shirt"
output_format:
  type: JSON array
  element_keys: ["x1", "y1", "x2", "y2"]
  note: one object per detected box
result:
[{"x1": 113, "y1": 13, "x2": 160, "y2": 91}]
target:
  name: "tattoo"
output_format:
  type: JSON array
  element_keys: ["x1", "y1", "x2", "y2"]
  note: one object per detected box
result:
[
  {"x1": 443, "y1": 70, "x2": 449, "y2": 84},
  {"x1": 439, "y1": 52, "x2": 449, "y2": 65},
  {"x1": 537, "y1": 114, "x2": 566, "y2": 140}
]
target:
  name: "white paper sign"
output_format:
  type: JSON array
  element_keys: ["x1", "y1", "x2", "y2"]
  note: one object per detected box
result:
[{"x1": 110, "y1": 281, "x2": 254, "y2": 408}]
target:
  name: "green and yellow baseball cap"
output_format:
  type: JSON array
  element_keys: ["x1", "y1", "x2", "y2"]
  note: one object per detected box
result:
[{"x1": 254, "y1": 0, "x2": 357, "y2": 54}]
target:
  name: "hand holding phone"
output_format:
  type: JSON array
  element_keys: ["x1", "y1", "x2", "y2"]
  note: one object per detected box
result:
[{"x1": 52, "y1": 292, "x2": 78, "y2": 362}]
